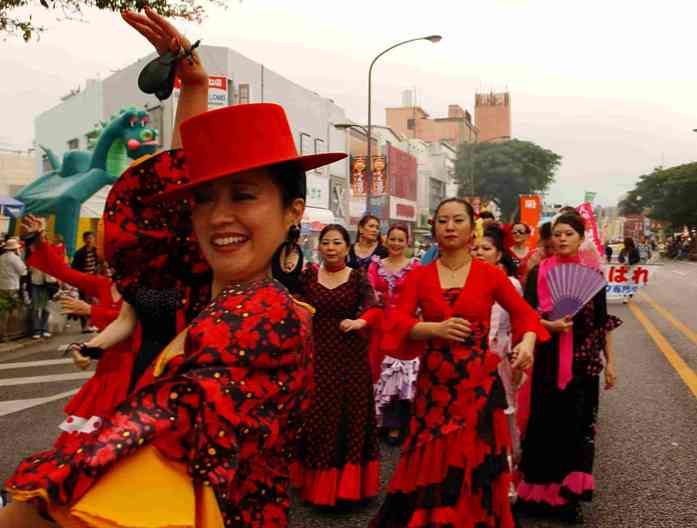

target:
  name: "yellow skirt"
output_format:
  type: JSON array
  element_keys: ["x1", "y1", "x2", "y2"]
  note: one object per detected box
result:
[{"x1": 45, "y1": 446, "x2": 224, "y2": 528}]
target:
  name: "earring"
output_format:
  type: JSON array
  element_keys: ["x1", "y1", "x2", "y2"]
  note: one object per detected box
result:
[{"x1": 287, "y1": 224, "x2": 301, "y2": 244}]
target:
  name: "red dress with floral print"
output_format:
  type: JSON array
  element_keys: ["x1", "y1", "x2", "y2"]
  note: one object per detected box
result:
[
  {"x1": 291, "y1": 266, "x2": 382, "y2": 506},
  {"x1": 371, "y1": 259, "x2": 547, "y2": 528},
  {"x1": 4, "y1": 278, "x2": 312, "y2": 527}
]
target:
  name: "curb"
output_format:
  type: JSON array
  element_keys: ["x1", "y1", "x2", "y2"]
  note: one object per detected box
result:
[{"x1": 0, "y1": 337, "x2": 37, "y2": 355}]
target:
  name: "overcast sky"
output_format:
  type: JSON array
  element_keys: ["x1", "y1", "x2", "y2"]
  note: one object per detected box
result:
[{"x1": 2, "y1": 0, "x2": 697, "y2": 206}]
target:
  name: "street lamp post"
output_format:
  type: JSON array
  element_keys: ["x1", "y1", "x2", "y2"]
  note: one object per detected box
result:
[{"x1": 366, "y1": 35, "x2": 442, "y2": 217}]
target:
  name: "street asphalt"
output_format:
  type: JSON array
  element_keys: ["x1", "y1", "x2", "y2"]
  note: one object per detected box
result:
[{"x1": 0, "y1": 260, "x2": 695, "y2": 527}]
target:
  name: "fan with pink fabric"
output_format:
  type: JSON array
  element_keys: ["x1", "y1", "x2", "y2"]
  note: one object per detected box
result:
[{"x1": 547, "y1": 264, "x2": 607, "y2": 320}]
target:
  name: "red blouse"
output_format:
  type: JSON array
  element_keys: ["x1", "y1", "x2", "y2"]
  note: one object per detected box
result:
[{"x1": 382, "y1": 259, "x2": 548, "y2": 451}]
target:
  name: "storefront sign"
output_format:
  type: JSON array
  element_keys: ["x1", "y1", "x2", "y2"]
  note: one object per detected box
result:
[
  {"x1": 603, "y1": 264, "x2": 656, "y2": 300},
  {"x1": 172, "y1": 76, "x2": 229, "y2": 127},
  {"x1": 390, "y1": 196, "x2": 417, "y2": 222}
]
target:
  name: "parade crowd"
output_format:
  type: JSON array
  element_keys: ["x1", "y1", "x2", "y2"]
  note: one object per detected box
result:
[{"x1": 0, "y1": 8, "x2": 623, "y2": 528}]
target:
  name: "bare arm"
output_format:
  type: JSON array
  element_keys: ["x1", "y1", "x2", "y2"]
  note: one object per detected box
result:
[
  {"x1": 122, "y1": 7, "x2": 208, "y2": 149},
  {"x1": 84, "y1": 301, "x2": 137, "y2": 349}
]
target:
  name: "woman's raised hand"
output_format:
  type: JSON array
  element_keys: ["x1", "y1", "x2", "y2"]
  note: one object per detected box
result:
[
  {"x1": 122, "y1": 7, "x2": 207, "y2": 87},
  {"x1": 435, "y1": 317, "x2": 472, "y2": 343},
  {"x1": 20, "y1": 214, "x2": 45, "y2": 238}
]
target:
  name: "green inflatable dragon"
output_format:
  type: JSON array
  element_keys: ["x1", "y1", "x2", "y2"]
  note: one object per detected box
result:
[{"x1": 16, "y1": 107, "x2": 159, "y2": 256}]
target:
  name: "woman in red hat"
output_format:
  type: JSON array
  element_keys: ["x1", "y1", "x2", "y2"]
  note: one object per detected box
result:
[
  {"x1": 370, "y1": 198, "x2": 546, "y2": 528},
  {"x1": 1, "y1": 8, "x2": 345, "y2": 528},
  {"x1": 290, "y1": 223, "x2": 382, "y2": 508}
]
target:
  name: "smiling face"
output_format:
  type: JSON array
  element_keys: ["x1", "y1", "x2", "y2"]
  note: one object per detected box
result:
[
  {"x1": 434, "y1": 201, "x2": 473, "y2": 251},
  {"x1": 386, "y1": 228, "x2": 408, "y2": 258},
  {"x1": 191, "y1": 168, "x2": 304, "y2": 289},
  {"x1": 553, "y1": 222, "x2": 583, "y2": 257},
  {"x1": 319, "y1": 228, "x2": 350, "y2": 266},
  {"x1": 359, "y1": 217, "x2": 380, "y2": 244},
  {"x1": 473, "y1": 236, "x2": 501, "y2": 266}
]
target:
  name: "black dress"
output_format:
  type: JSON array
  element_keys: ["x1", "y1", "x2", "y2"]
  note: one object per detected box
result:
[
  {"x1": 517, "y1": 281, "x2": 622, "y2": 511},
  {"x1": 348, "y1": 244, "x2": 388, "y2": 270}
]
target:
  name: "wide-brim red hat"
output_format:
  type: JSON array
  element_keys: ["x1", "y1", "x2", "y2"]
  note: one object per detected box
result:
[{"x1": 151, "y1": 103, "x2": 346, "y2": 202}]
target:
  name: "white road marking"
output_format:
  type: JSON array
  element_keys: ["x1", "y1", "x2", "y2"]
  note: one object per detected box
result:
[
  {"x1": 0, "y1": 358, "x2": 74, "y2": 371},
  {"x1": 671, "y1": 270, "x2": 687, "y2": 277},
  {"x1": 0, "y1": 389, "x2": 80, "y2": 417},
  {"x1": 0, "y1": 372, "x2": 93, "y2": 387}
]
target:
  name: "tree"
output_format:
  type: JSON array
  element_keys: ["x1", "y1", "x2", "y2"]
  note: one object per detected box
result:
[
  {"x1": 619, "y1": 163, "x2": 697, "y2": 229},
  {"x1": 454, "y1": 139, "x2": 561, "y2": 220},
  {"x1": 1, "y1": 0, "x2": 219, "y2": 41}
]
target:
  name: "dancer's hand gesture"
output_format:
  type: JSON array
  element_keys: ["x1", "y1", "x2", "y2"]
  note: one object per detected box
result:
[{"x1": 122, "y1": 7, "x2": 207, "y2": 87}]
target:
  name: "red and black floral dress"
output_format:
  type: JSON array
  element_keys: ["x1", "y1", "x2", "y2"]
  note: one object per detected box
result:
[
  {"x1": 5, "y1": 278, "x2": 313, "y2": 527},
  {"x1": 4, "y1": 151, "x2": 313, "y2": 527},
  {"x1": 291, "y1": 265, "x2": 382, "y2": 506},
  {"x1": 371, "y1": 259, "x2": 547, "y2": 528}
]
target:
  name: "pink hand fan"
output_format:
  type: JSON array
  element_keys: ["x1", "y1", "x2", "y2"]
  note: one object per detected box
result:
[{"x1": 546, "y1": 264, "x2": 607, "y2": 320}]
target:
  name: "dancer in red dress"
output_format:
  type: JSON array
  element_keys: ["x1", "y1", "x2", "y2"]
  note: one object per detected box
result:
[
  {"x1": 1, "y1": 9, "x2": 346, "y2": 527},
  {"x1": 21, "y1": 215, "x2": 131, "y2": 442},
  {"x1": 371, "y1": 198, "x2": 547, "y2": 528},
  {"x1": 291, "y1": 224, "x2": 382, "y2": 507}
]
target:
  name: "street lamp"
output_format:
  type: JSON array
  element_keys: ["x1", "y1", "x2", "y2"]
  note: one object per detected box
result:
[{"x1": 366, "y1": 35, "x2": 442, "y2": 217}]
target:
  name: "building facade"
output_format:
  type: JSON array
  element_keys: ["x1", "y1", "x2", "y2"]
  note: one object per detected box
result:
[
  {"x1": 33, "y1": 45, "x2": 349, "y2": 229},
  {"x1": 386, "y1": 90, "x2": 478, "y2": 145},
  {"x1": 474, "y1": 92, "x2": 512, "y2": 143}
]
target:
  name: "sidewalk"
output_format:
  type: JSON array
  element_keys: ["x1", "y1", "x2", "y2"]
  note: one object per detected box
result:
[{"x1": 0, "y1": 326, "x2": 87, "y2": 356}]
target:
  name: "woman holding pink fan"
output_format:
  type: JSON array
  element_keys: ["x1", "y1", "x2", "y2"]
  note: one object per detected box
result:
[{"x1": 515, "y1": 212, "x2": 621, "y2": 524}]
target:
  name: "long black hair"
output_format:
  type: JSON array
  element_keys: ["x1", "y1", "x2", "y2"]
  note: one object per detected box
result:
[{"x1": 482, "y1": 225, "x2": 517, "y2": 277}]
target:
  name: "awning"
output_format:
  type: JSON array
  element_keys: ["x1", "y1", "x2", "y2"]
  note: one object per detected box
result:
[
  {"x1": 301, "y1": 207, "x2": 335, "y2": 232},
  {"x1": 0, "y1": 196, "x2": 25, "y2": 218}
]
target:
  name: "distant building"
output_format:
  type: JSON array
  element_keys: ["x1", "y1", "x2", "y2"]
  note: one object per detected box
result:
[
  {"x1": 33, "y1": 45, "x2": 350, "y2": 228},
  {"x1": 386, "y1": 90, "x2": 478, "y2": 145},
  {"x1": 474, "y1": 92, "x2": 511, "y2": 143},
  {"x1": 0, "y1": 149, "x2": 36, "y2": 197}
]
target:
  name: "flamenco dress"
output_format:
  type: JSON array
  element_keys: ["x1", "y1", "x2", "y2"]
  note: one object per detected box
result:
[
  {"x1": 371, "y1": 259, "x2": 548, "y2": 528},
  {"x1": 290, "y1": 266, "x2": 382, "y2": 506},
  {"x1": 4, "y1": 150, "x2": 314, "y2": 528},
  {"x1": 25, "y1": 239, "x2": 130, "y2": 442},
  {"x1": 368, "y1": 257, "x2": 420, "y2": 435},
  {"x1": 517, "y1": 255, "x2": 622, "y2": 514}
]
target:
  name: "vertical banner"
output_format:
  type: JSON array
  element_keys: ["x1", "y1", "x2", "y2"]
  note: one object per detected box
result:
[
  {"x1": 371, "y1": 156, "x2": 388, "y2": 195},
  {"x1": 576, "y1": 202, "x2": 603, "y2": 255},
  {"x1": 350, "y1": 156, "x2": 368, "y2": 197},
  {"x1": 519, "y1": 195, "x2": 541, "y2": 250}
]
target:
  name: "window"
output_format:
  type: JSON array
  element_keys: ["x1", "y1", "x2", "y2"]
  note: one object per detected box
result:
[
  {"x1": 67, "y1": 138, "x2": 79, "y2": 150},
  {"x1": 407, "y1": 118, "x2": 415, "y2": 130},
  {"x1": 314, "y1": 138, "x2": 325, "y2": 173},
  {"x1": 238, "y1": 84, "x2": 250, "y2": 104},
  {"x1": 299, "y1": 133, "x2": 312, "y2": 155}
]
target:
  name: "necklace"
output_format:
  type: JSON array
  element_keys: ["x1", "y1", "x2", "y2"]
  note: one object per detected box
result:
[{"x1": 439, "y1": 256, "x2": 471, "y2": 273}]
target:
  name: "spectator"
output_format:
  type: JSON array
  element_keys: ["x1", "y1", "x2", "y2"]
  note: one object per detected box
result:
[
  {"x1": 0, "y1": 238, "x2": 28, "y2": 341},
  {"x1": 637, "y1": 236, "x2": 652, "y2": 263},
  {"x1": 71, "y1": 231, "x2": 99, "y2": 333},
  {"x1": 604, "y1": 242, "x2": 613, "y2": 263},
  {"x1": 619, "y1": 238, "x2": 640, "y2": 265}
]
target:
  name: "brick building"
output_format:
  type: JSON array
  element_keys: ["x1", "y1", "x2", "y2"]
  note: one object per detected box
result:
[
  {"x1": 386, "y1": 91, "x2": 478, "y2": 145},
  {"x1": 474, "y1": 92, "x2": 511, "y2": 143}
]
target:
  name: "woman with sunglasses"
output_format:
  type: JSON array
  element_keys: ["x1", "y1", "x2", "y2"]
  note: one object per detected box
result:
[
  {"x1": 1, "y1": 9, "x2": 346, "y2": 528},
  {"x1": 509, "y1": 222, "x2": 533, "y2": 281}
]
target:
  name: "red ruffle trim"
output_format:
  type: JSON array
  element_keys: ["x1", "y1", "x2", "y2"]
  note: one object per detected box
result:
[
  {"x1": 390, "y1": 410, "x2": 510, "y2": 494},
  {"x1": 517, "y1": 471, "x2": 595, "y2": 506},
  {"x1": 291, "y1": 460, "x2": 380, "y2": 506},
  {"x1": 63, "y1": 346, "x2": 132, "y2": 419}
]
